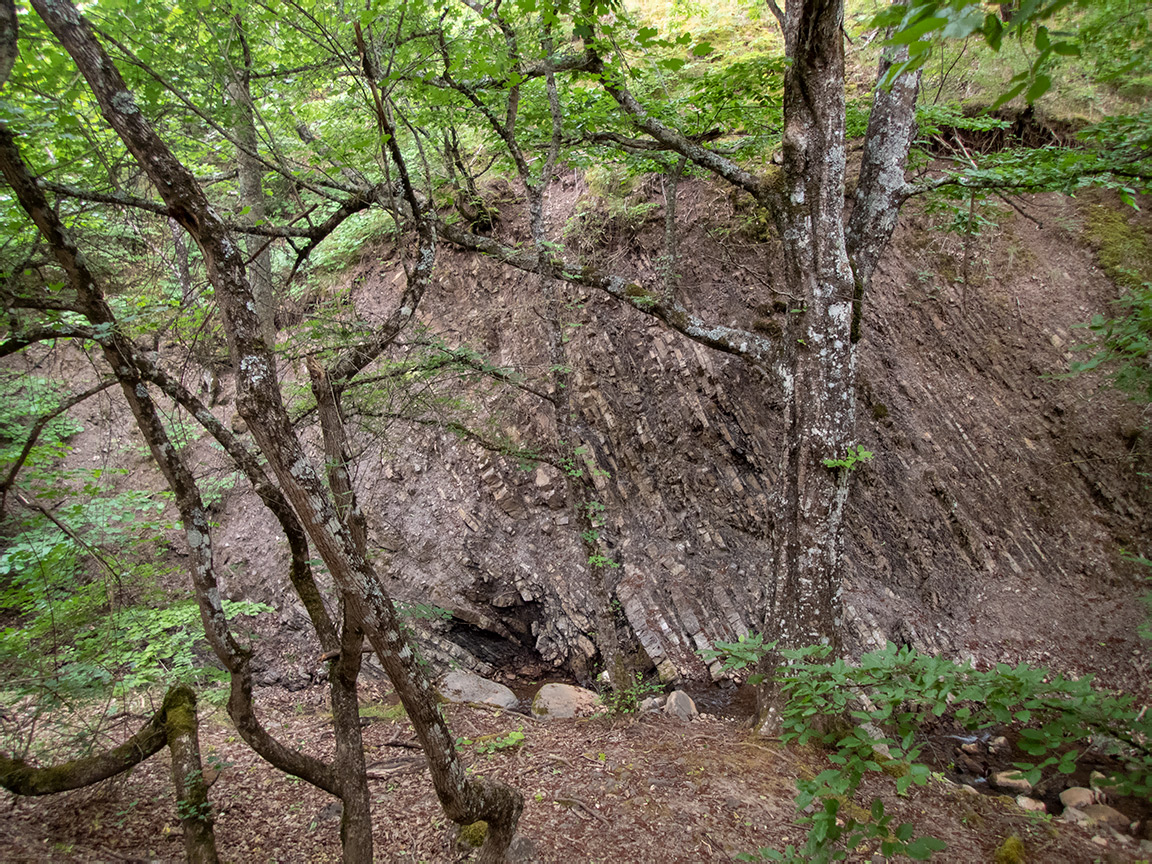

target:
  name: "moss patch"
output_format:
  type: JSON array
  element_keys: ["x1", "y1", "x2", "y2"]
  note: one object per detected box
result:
[
  {"x1": 993, "y1": 833, "x2": 1026, "y2": 864},
  {"x1": 457, "y1": 820, "x2": 488, "y2": 849},
  {"x1": 1083, "y1": 203, "x2": 1152, "y2": 289},
  {"x1": 359, "y1": 702, "x2": 407, "y2": 722}
]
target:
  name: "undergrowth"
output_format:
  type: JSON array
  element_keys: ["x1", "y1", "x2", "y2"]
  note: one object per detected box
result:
[{"x1": 705, "y1": 640, "x2": 1152, "y2": 863}]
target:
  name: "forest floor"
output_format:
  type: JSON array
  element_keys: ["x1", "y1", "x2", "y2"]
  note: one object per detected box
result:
[{"x1": 0, "y1": 679, "x2": 1142, "y2": 863}]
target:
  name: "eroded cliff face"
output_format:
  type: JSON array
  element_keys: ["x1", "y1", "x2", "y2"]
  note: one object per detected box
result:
[{"x1": 212, "y1": 181, "x2": 1149, "y2": 692}]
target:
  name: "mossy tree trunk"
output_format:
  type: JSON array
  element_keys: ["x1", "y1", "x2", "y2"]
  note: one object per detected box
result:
[
  {"x1": 163, "y1": 687, "x2": 220, "y2": 864},
  {"x1": 0, "y1": 685, "x2": 220, "y2": 864}
]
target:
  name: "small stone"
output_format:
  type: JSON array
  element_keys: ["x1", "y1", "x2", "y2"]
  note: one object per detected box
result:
[
  {"x1": 960, "y1": 741, "x2": 981, "y2": 754},
  {"x1": 1016, "y1": 796, "x2": 1046, "y2": 813},
  {"x1": 1059, "y1": 787, "x2": 1097, "y2": 810},
  {"x1": 663, "y1": 690, "x2": 699, "y2": 722},
  {"x1": 638, "y1": 696, "x2": 665, "y2": 713},
  {"x1": 437, "y1": 671, "x2": 518, "y2": 710},
  {"x1": 988, "y1": 736, "x2": 1010, "y2": 753},
  {"x1": 1062, "y1": 807, "x2": 1092, "y2": 825},
  {"x1": 1091, "y1": 836, "x2": 1109, "y2": 847},
  {"x1": 1090, "y1": 771, "x2": 1123, "y2": 797},
  {"x1": 991, "y1": 771, "x2": 1032, "y2": 794},
  {"x1": 506, "y1": 835, "x2": 541, "y2": 864}
]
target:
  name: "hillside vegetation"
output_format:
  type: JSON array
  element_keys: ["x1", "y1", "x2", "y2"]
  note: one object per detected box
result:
[{"x1": 1, "y1": 0, "x2": 1151, "y2": 860}]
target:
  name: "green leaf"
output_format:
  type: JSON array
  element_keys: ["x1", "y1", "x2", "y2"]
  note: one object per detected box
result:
[
  {"x1": 889, "y1": 17, "x2": 948, "y2": 46},
  {"x1": 1025, "y1": 74, "x2": 1052, "y2": 103},
  {"x1": 906, "y1": 836, "x2": 948, "y2": 859},
  {"x1": 990, "y1": 80, "x2": 1028, "y2": 110}
]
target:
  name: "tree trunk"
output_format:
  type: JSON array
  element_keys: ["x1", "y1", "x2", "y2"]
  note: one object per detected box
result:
[
  {"x1": 164, "y1": 687, "x2": 220, "y2": 864},
  {"x1": 309, "y1": 358, "x2": 373, "y2": 864},
  {"x1": 226, "y1": 21, "x2": 275, "y2": 345},
  {"x1": 765, "y1": 0, "x2": 855, "y2": 654}
]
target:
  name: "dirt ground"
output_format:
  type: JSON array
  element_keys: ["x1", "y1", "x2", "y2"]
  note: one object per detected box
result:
[{"x1": 0, "y1": 681, "x2": 1143, "y2": 863}]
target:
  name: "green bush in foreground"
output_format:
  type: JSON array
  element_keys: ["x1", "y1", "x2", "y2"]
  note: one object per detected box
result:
[{"x1": 705, "y1": 640, "x2": 1152, "y2": 863}]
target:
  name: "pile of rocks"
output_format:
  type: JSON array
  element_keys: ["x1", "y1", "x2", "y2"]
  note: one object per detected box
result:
[
  {"x1": 435, "y1": 670, "x2": 707, "y2": 723},
  {"x1": 953, "y1": 735, "x2": 1151, "y2": 856}
]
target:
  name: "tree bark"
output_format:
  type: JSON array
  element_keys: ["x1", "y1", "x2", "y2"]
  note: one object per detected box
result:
[
  {"x1": 164, "y1": 687, "x2": 220, "y2": 864},
  {"x1": 308, "y1": 358, "x2": 373, "y2": 864},
  {"x1": 226, "y1": 16, "x2": 275, "y2": 345},
  {"x1": 761, "y1": 0, "x2": 855, "y2": 665}
]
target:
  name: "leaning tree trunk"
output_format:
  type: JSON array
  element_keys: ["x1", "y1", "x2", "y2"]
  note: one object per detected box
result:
[{"x1": 28, "y1": 3, "x2": 524, "y2": 859}]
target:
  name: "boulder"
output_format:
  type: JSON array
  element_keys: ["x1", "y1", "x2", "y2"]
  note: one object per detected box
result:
[
  {"x1": 531, "y1": 683, "x2": 600, "y2": 719},
  {"x1": 437, "y1": 671, "x2": 518, "y2": 709},
  {"x1": 1081, "y1": 803, "x2": 1130, "y2": 830},
  {"x1": 664, "y1": 690, "x2": 699, "y2": 722}
]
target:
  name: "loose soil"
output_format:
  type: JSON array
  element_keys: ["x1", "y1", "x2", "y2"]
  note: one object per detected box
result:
[{"x1": 0, "y1": 684, "x2": 1140, "y2": 863}]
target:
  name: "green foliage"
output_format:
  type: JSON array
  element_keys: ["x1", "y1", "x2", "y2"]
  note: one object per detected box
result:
[
  {"x1": 0, "y1": 594, "x2": 272, "y2": 702},
  {"x1": 598, "y1": 671, "x2": 664, "y2": 715},
  {"x1": 0, "y1": 371, "x2": 85, "y2": 496},
  {"x1": 1067, "y1": 201, "x2": 1152, "y2": 401},
  {"x1": 1082, "y1": 202, "x2": 1152, "y2": 290},
  {"x1": 456, "y1": 728, "x2": 525, "y2": 755},
  {"x1": 701, "y1": 632, "x2": 775, "y2": 685},
  {"x1": 309, "y1": 208, "x2": 398, "y2": 273},
  {"x1": 821, "y1": 446, "x2": 874, "y2": 472},
  {"x1": 1070, "y1": 281, "x2": 1152, "y2": 401},
  {"x1": 707, "y1": 639, "x2": 1152, "y2": 863}
]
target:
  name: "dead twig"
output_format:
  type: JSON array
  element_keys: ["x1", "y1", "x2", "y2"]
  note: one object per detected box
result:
[{"x1": 555, "y1": 795, "x2": 611, "y2": 826}]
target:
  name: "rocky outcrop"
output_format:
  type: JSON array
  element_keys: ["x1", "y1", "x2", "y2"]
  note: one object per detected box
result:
[{"x1": 213, "y1": 185, "x2": 1149, "y2": 692}]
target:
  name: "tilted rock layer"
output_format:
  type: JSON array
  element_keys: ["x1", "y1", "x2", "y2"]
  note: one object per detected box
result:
[{"x1": 215, "y1": 184, "x2": 1149, "y2": 691}]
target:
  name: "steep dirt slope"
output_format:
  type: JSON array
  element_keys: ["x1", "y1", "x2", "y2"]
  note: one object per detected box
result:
[{"x1": 207, "y1": 180, "x2": 1149, "y2": 694}]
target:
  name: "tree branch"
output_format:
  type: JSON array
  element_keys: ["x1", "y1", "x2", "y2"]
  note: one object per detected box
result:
[{"x1": 436, "y1": 219, "x2": 782, "y2": 371}]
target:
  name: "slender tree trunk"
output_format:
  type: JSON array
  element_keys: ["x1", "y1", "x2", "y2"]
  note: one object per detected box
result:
[
  {"x1": 662, "y1": 156, "x2": 686, "y2": 298},
  {"x1": 227, "y1": 17, "x2": 275, "y2": 345},
  {"x1": 309, "y1": 358, "x2": 373, "y2": 863},
  {"x1": 164, "y1": 687, "x2": 220, "y2": 864}
]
